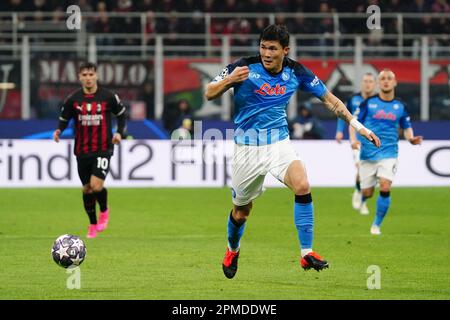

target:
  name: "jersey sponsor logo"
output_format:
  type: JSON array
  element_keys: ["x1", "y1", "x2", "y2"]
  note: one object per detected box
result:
[
  {"x1": 281, "y1": 72, "x2": 289, "y2": 81},
  {"x1": 373, "y1": 109, "x2": 397, "y2": 120},
  {"x1": 310, "y1": 76, "x2": 320, "y2": 87},
  {"x1": 249, "y1": 72, "x2": 260, "y2": 79},
  {"x1": 369, "y1": 103, "x2": 378, "y2": 108},
  {"x1": 78, "y1": 114, "x2": 103, "y2": 126},
  {"x1": 254, "y1": 83, "x2": 286, "y2": 96}
]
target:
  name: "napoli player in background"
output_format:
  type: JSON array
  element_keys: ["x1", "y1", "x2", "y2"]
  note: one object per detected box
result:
[
  {"x1": 53, "y1": 62, "x2": 127, "y2": 239},
  {"x1": 205, "y1": 25, "x2": 381, "y2": 279},
  {"x1": 350, "y1": 69, "x2": 423, "y2": 235},
  {"x1": 335, "y1": 73, "x2": 377, "y2": 214}
]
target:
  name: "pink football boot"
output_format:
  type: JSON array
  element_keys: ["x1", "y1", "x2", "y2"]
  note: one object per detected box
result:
[
  {"x1": 97, "y1": 209, "x2": 109, "y2": 232},
  {"x1": 87, "y1": 224, "x2": 97, "y2": 238}
]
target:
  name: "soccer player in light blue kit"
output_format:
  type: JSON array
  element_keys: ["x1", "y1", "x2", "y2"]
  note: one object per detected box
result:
[
  {"x1": 205, "y1": 25, "x2": 380, "y2": 278},
  {"x1": 350, "y1": 69, "x2": 422, "y2": 235},
  {"x1": 335, "y1": 73, "x2": 377, "y2": 214}
]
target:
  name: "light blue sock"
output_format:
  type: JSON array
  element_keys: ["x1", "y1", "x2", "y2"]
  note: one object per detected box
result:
[
  {"x1": 227, "y1": 212, "x2": 245, "y2": 250},
  {"x1": 294, "y1": 194, "x2": 314, "y2": 250},
  {"x1": 373, "y1": 192, "x2": 391, "y2": 227}
]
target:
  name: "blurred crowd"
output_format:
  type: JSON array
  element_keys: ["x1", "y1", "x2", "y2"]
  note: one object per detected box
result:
[
  {"x1": 2, "y1": 0, "x2": 450, "y2": 14},
  {"x1": 1, "y1": 0, "x2": 450, "y2": 51},
  {"x1": 1, "y1": 0, "x2": 450, "y2": 41}
]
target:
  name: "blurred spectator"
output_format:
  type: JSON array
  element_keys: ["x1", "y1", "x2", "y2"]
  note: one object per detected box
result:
[
  {"x1": 113, "y1": 0, "x2": 139, "y2": 37},
  {"x1": 7, "y1": 0, "x2": 30, "y2": 11},
  {"x1": 93, "y1": 2, "x2": 114, "y2": 46},
  {"x1": 217, "y1": 0, "x2": 243, "y2": 12},
  {"x1": 407, "y1": 0, "x2": 432, "y2": 12},
  {"x1": 385, "y1": 0, "x2": 407, "y2": 13},
  {"x1": 202, "y1": 0, "x2": 216, "y2": 12},
  {"x1": 51, "y1": 6, "x2": 65, "y2": 23},
  {"x1": 141, "y1": 82, "x2": 155, "y2": 120},
  {"x1": 228, "y1": 18, "x2": 252, "y2": 50},
  {"x1": 144, "y1": 10, "x2": 156, "y2": 45},
  {"x1": 159, "y1": 12, "x2": 183, "y2": 49},
  {"x1": 138, "y1": 0, "x2": 156, "y2": 12},
  {"x1": 317, "y1": 2, "x2": 335, "y2": 56},
  {"x1": 243, "y1": 0, "x2": 268, "y2": 12},
  {"x1": 163, "y1": 99, "x2": 193, "y2": 138},
  {"x1": 431, "y1": 0, "x2": 450, "y2": 12},
  {"x1": 290, "y1": 104, "x2": 324, "y2": 139},
  {"x1": 31, "y1": 0, "x2": 50, "y2": 11},
  {"x1": 77, "y1": 0, "x2": 93, "y2": 12},
  {"x1": 210, "y1": 18, "x2": 232, "y2": 47},
  {"x1": 176, "y1": 0, "x2": 203, "y2": 12},
  {"x1": 160, "y1": 0, "x2": 176, "y2": 12}
]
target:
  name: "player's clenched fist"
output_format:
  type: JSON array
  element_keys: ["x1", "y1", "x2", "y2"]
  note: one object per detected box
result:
[
  {"x1": 112, "y1": 133, "x2": 122, "y2": 145},
  {"x1": 228, "y1": 66, "x2": 249, "y2": 83},
  {"x1": 53, "y1": 129, "x2": 61, "y2": 143}
]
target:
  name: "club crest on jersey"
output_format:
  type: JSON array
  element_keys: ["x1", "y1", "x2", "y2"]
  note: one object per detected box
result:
[
  {"x1": 281, "y1": 72, "x2": 289, "y2": 81},
  {"x1": 393, "y1": 104, "x2": 399, "y2": 110},
  {"x1": 255, "y1": 83, "x2": 286, "y2": 96},
  {"x1": 86, "y1": 103, "x2": 92, "y2": 112}
]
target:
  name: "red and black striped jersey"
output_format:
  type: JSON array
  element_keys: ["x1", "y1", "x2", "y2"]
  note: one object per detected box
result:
[{"x1": 57, "y1": 87, "x2": 127, "y2": 157}]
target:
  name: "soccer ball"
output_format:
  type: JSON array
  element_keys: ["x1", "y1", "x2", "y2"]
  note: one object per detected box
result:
[{"x1": 51, "y1": 234, "x2": 87, "y2": 268}]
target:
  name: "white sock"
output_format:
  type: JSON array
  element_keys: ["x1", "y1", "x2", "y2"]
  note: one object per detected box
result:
[
  {"x1": 301, "y1": 248, "x2": 312, "y2": 257},
  {"x1": 228, "y1": 245, "x2": 240, "y2": 253}
]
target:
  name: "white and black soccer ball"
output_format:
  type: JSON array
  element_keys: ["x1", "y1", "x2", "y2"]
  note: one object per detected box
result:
[{"x1": 51, "y1": 234, "x2": 87, "y2": 268}]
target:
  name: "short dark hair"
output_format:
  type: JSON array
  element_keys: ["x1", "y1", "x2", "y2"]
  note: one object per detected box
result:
[
  {"x1": 79, "y1": 62, "x2": 97, "y2": 73},
  {"x1": 259, "y1": 24, "x2": 290, "y2": 48}
]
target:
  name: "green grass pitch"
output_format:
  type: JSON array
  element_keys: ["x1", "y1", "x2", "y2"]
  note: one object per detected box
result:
[{"x1": 1, "y1": 187, "x2": 449, "y2": 300}]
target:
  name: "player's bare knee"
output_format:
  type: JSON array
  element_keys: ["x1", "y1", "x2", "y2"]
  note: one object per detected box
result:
[
  {"x1": 379, "y1": 182, "x2": 392, "y2": 192},
  {"x1": 91, "y1": 184, "x2": 103, "y2": 193},
  {"x1": 292, "y1": 180, "x2": 310, "y2": 195},
  {"x1": 82, "y1": 185, "x2": 93, "y2": 194},
  {"x1": 362, "y1": 188, "x2": 374, "y2": 198},
  {"x1": 233, "y1": 203, "x2": 252, "y2": 222}
]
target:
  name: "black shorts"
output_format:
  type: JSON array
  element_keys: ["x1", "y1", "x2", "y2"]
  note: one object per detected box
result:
[{"x1": 76, "y1": 155, "x2": 111, "y2": 185}]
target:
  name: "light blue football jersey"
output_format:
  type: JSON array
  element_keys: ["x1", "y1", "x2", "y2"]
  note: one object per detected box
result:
[
  {"x1": 212, "y1": 56, "x2": 327, "y2": 145},
  {"x1": 336, "y1": 93, "x2": 365, "y2": 135},
  {"x1": 356, "y1": 95, "x2": 412, "y2": 160}
]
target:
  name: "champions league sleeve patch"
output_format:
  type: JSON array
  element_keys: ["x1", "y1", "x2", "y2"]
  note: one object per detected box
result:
[{"x1": 212, "y1": 67, "x2": 229, "y2": 82}]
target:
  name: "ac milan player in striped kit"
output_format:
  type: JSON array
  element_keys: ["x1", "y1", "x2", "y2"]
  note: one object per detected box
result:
[{"x1": 53, "y1": 62, "x2": 127, "y2": 238}]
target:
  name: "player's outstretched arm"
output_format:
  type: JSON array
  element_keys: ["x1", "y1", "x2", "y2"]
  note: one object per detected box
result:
[
  {"x1": 404, "y1": 127, "x2": 423, "y2": 145},
  {"x1": 205, "y1": 66, "x2": 249, "y2": 100},
  {"x1": 348, "y1": 126, "x2": 360, "y2": 150},
  {"x1": 320, "y1": 91, "x2": 381, "y2": 147}
]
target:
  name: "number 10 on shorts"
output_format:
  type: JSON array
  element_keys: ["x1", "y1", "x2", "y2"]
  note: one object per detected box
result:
[{"x1": 97, "y1": 157, "x2": 109, "y2": 170}]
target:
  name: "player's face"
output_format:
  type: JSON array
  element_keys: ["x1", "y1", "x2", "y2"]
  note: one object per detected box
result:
[
  {"x1": 378, "y1": 71, "x2": 397, "y2": 94},
  {"x1": 79, "y1": 68, "x2": 98, "y2": 90},
  {"x1": 259, "y1": 40, "x2": 289, "y2": 73},
  {"x1": 361, "y1": 75, "x2": 376, "y2": 95}
]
